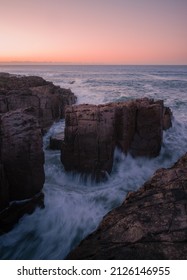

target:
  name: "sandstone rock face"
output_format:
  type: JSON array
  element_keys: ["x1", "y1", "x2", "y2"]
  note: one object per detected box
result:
[
  {"x1": 0, "y1": 73, "x2": 77, "y2": 132},
  {"x1": 61, "y1": 98, "x2": 172, "y2": 178},
  {"x1": 61, "y1": 104, "x2": 116, "y2": 180},
  {"x1": 67, "y1": 153, "x2": 187, "y2": 260},
  {"x1": 130, "y1": 99, "x2": 163, "y2": 157},
  {"x1": 0, "y1": 110, "x2": 45, "y2": 202}
]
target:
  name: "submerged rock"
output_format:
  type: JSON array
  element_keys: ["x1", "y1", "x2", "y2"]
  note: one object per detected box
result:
[
  {"x1": 0, "y1": 72, "x2": 77, "y2": 132},
  {"x1": 67, "y1": 153, "x2": 187, "y2": 260},
  {"x1": 61, "y1": 98, "x2": 172, "y2": 179}
]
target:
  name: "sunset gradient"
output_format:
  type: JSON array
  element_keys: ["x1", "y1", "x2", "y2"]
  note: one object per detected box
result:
[{"x1": 0, "y1": 0, "x2": 187, "y2": 64}]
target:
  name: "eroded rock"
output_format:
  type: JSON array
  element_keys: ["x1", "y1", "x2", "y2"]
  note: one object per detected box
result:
[
  {"x1": 67, "y1": 153, "x2": 187, "y2": 260},
  {"x1": 61, "y1": 98, "x2": 172, "y2": 179},
  {"x1": 0, "y1": 73, "x2": 77, "y2": 132}
]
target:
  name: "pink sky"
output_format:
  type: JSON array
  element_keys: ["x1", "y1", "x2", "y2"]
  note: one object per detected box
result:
[{"x1": 0, "y1": 0, "x2": 187, "y2": 64}]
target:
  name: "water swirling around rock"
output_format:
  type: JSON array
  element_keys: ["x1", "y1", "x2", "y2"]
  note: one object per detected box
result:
[{"x1": 0, "y1": 65, "x2": 187, "y2": 259}]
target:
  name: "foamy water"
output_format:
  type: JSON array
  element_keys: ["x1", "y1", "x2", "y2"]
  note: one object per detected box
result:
[{"x1": 0, "y1": 65, "x2": 187, "y2": 259}]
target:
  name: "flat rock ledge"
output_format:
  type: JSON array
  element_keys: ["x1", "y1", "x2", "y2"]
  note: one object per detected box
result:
[
  {"x1": 61, "y1": 98, "x2": 172, "y2": 180},
  {"x1": 67, "y1": 153, "x2": 187, "y2": 260}
]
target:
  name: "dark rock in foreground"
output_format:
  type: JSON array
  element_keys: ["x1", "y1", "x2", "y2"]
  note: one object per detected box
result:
[
  {"x1": 61, "y1": 98, "x2": 172, "y2": 179},
  {"x1": 0, "y1": 192, "x2": 44, "y2": 234},
  {"x1": 67, "y1": 153, "x2": 187, "y2": 260},
  {"x1": 0, "y1": 72, "x2": 77, "y2": 132}
]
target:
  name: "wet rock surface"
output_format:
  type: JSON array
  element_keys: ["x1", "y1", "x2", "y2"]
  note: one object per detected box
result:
[
  {"x1": 67, "y1": 153, "x2": 187, "y2": 260},
  {"x1": 61, "y1": 98, "x2": 172, "y2": 179}
]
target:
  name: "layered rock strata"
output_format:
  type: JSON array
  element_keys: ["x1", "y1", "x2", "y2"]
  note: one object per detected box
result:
[
  {"x1": 61, "y1": 98, "x2": 172, "y2": 179},
  {"x1": 0, "y1": 110, "x2": 45, "y2": 201},
  {"x1": 0, "y1": 73, "x2": 77, "y2": 132},
  {"x1": 67, "y1": 153, "x2": 187, "y2": 260}
]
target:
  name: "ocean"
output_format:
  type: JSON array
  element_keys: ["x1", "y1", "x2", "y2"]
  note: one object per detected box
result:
[{"x1": 0, "y1": 65, "x2": 187, "y2": 259}]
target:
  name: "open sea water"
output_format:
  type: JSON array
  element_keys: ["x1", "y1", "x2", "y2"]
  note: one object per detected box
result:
[{"x1": 0, "y1": 65, "x2": 187, "y2": 259}]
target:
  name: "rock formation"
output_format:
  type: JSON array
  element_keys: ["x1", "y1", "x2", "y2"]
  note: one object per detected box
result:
[
  {"x1": 0, "y1": 72, "x2": 77, "y2": 132},
  {"x1": 61, "y1": 103, "x2": 116, "y2": 180},
  {"x1": 0, "y1": 110, "x2": 45, "y2": 201},
  {"x1": 0, "y1": 72, "x2": 77, "y2": 232},
  {"x1": 0, "y1": 110, "x2": 45, "y2": 233},
  {"x1": 67, "y1": 153, "x2": 187, "y2": 260},
  {"x1": 49, "y1": 132, "x2": 64, "y2": 150},
  {"x1": 61, "y1": 98, "x2": 172, "y2": 179}
]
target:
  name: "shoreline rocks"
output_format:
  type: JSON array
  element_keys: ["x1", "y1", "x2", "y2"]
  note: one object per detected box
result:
[
  {"x1": 61, "y1": 98, "x2": 172, "y2": 180},
  {"x1": 0, "y1": 72, "x2": 77, "y2": 231},
  {"x1": 0, "y1": 72, "x2": 77, "y2": 133},
  {"x1": 0, "y1": 110, "x2": 45, "y2": 201},
  {"x1": 67, "y1": 153, "x2": 187, "y2": 260}
]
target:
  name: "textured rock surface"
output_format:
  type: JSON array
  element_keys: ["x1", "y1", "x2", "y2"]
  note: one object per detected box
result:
[
  {"x1": 0, "y1": 72, "x2": 77, "y2": 132},
  {"x1": 61, "y1": 98, "x2": 172, "y2": 178},
  {"x1": 0, "y1": 110, "x2": 45, "y2": 202},
  {"x1": 67, "y1": 153, "x2": 187, "y2": 260},
  {"x1": 61, "y1": 103, "x2": 116, "y2": 180},
  {"x1": 129, "y1": 99, "x2": 163, "y2": 157}
]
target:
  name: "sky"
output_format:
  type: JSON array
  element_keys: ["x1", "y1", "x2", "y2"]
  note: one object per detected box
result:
[{"x1": 0, "y1": 0, "x2": 187, "y2": 65}]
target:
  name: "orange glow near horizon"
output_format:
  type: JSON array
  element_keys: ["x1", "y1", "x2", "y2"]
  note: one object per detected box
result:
[{"x1": 0, "y1": 0, "x2": 187, "y2": 65}]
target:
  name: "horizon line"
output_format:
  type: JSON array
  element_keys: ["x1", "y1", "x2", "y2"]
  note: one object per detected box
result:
[{"x1": 0, "y1": 62, "x2": 187, "y2": 66}]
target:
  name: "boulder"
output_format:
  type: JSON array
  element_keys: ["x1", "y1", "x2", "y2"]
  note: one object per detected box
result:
[
  {"x1": 0, "y1": 73, "x2": 77, "y2": 132},
  {"x1": 0, "y1": 109, "x2": 45, "y2": 201},
  {"x1": 61, "y1": 98, "x2": 172, "y2": 179},
  {"x1": 49, "y1": 132, "x2": 64, "y2": 150},
  {"x1": 67, "y1": 153, "x2": 187, "y2": 260}
]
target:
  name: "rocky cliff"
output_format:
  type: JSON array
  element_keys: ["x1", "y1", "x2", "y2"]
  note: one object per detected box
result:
[
  {"x1": 0, "y1": 72, "x2": 77, "y2": 132},
  {"x1": 61, "y1": 98, "x2": 172, "y2": 180},
  {"x1": 67, "y1": 153, "x2": 187, "y2": 260},
  {"x1": 0, "y1": 72, "x2": 77, "y2": 232},
  {"x1": 0, "y1": 109, "x2": 45, "y2": 232}
]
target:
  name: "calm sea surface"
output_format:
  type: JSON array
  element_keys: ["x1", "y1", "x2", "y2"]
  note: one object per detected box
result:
[{"x1": 0, "y1": 65, "x2": 187, "y2": 259}]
